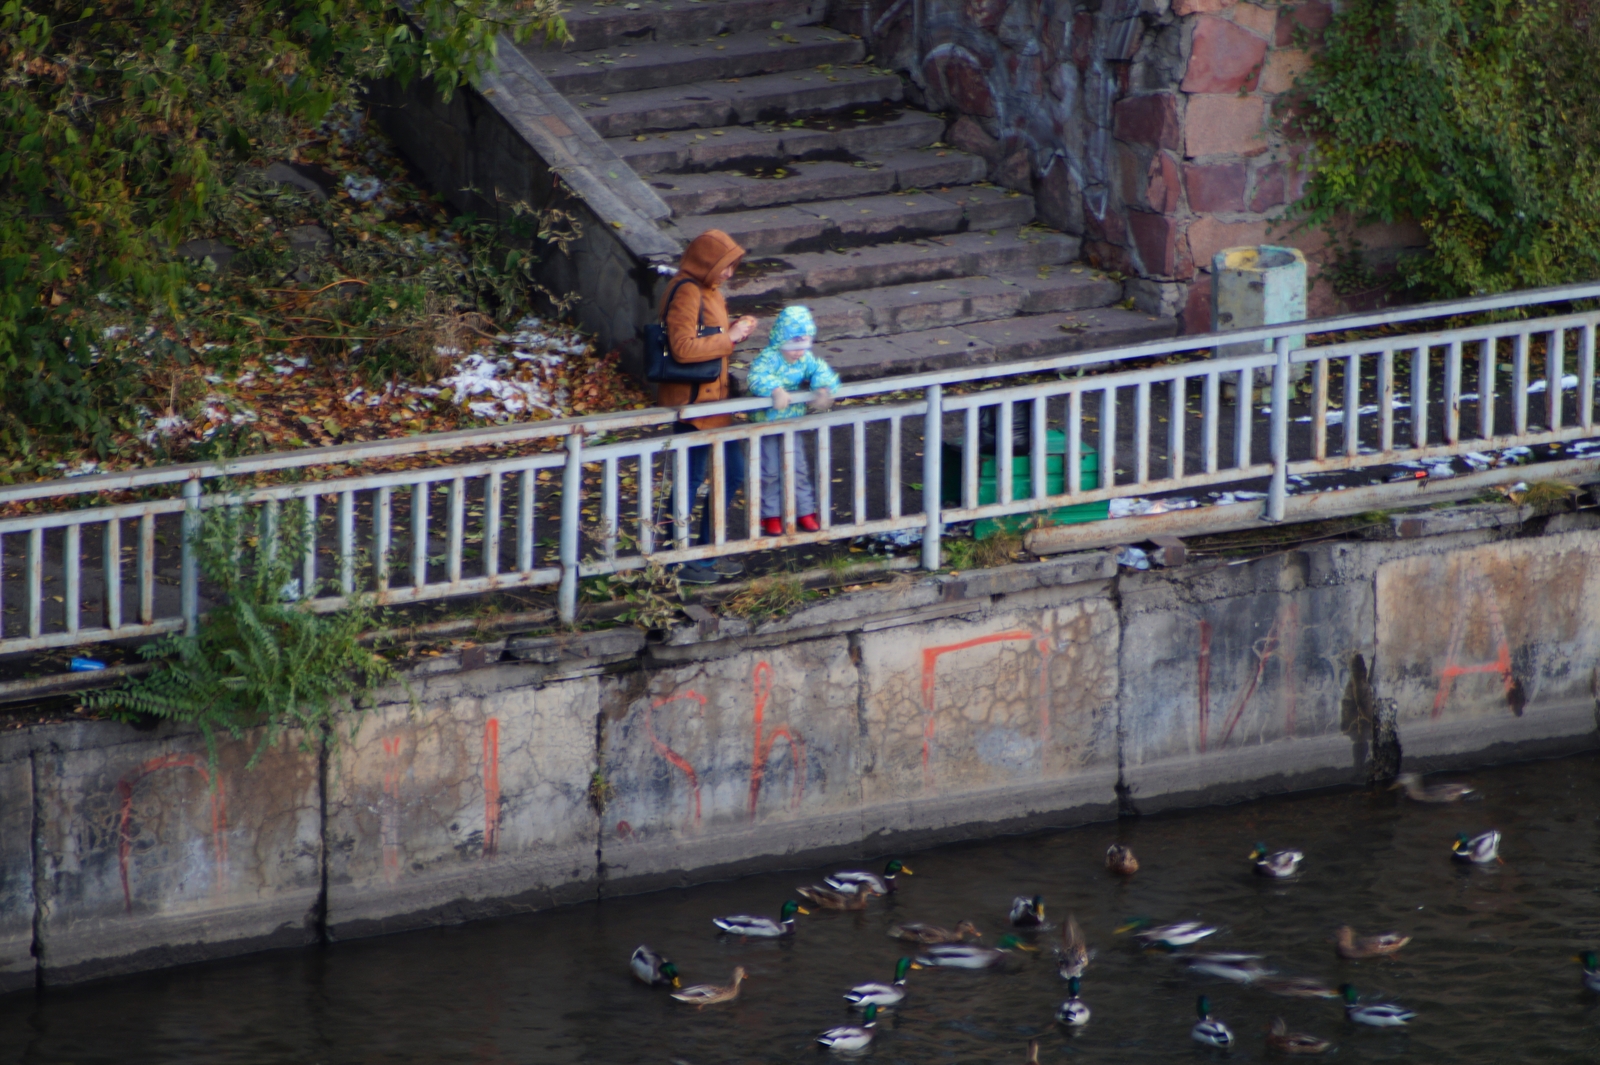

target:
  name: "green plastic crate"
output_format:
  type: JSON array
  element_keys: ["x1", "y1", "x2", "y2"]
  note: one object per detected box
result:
[{"x1": 942, "y1": 431, "x2": 1108, "y2": 540}]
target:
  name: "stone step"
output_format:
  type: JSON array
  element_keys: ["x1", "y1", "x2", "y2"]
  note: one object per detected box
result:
[
  {"x1": 570, "y1": 67, "x2": 902, "y2": 138},
  {"x1": 723, "y1": 230, "x2": 1082, "y2": 303},
  {"x1": 650, "y1": 149, "x2": 984, "y2": 216},
  {"x1": 613, "y1": 110, "x2": 945, "y2": 174},
  {"x1": 528, "y1": 26, "x2": 864, "y2": 96},
  {"x1": 554, "y1": 0, "x2": 826, "y2": 52},
  {"x1": 669, "y1": 185, "x2": 1035, "y2": 255},
  {"x1": 809, "y1": 308, "x2": 1183, "y2": 381},
  {"x1": 734, "y1": 268, "x2": 1123, "y2": 342}
]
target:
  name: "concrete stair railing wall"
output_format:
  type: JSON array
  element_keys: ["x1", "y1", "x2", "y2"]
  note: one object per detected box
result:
[{"x1": 372, "y1": 0, "x2": 1180, "y2": 381}]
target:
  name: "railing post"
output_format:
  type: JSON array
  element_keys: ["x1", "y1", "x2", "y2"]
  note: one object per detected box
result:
[
  {"x1": 181, "y1": 478, "x2": 201, "y2": 635},
  {"x1": 1267, "y1": 335, "x2": 1291, "y2": 522},
  {"x1": 922, "y1": 384, "x2": 942, "y2": 571},
  {"x1": 558, "y1": 430, "x2": 584, "y2": 624}
]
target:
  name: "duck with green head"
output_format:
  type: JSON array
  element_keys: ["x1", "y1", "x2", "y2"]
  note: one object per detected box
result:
[
  {"x1": 916, "y1": 934, "x2": 1036, "y2": 969},
  {"x1": 1577, "y1": 951, "x2": 1600, "y2": 993},
  {"x1": 826, "y1": 858, "x2": 912, "y2": 896},
  {"x1": 1056, "y1": 975, "x2": 1090, "y2": 1027},
  {"x1": 1249, "y1": 841, "x2": 1304, "y2": 878},
  {"x1": 1010, "y1": 894, "x2": 1047, "y2": 927},
  {"x1": 817, "y1": 1003, "x2": 878, "y2": 1051},
  {"x1": 1340, "y1": 983, "x2": 1415, "y2": 1026},
  {"x1": 843, "y1": 957, "x2": 917, "y2": 1008},
  {"x1": 1451, "y1": 829, "x2": 1501, "y2": 864},
  {"x1": 712, "y1": 899, "x2": 808, "y2": 937},
  {"x1": 1190, "y1": 995, "x2": 1234, "y2": 1047},
  {"x1": 629, "y1": 945, "x2": 680, "y2": 987},
  {"x1": 1115, "y1": 916, "x2": 1218, "y2": 949}
]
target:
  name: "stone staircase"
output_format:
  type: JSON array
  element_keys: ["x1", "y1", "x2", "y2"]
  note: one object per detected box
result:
[{"x1": 522, "y1": 0, "x2": 1178, "y2": 380}]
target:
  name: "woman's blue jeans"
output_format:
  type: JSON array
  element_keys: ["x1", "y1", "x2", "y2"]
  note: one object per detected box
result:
[{"x1": 674, "y1": 424, "x2": 747, "y2": 545}]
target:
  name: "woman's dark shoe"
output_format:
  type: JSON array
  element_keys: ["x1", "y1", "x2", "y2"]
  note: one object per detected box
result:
[{"x1": 675, "y1": 560, "x2": 720, "y2": 584}]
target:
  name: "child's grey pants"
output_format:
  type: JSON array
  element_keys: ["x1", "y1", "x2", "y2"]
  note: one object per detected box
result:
[{"x1": 759, "y1": 431, "x2": 817, "y2": 518}]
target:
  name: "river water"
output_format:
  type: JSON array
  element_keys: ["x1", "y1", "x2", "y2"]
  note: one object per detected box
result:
[{"x1": 5, "y1": 752, "x2": 1599, "y2": 1064}]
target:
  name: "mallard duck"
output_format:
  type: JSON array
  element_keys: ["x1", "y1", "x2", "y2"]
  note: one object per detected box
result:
[
  {"x1": 1191, "y1": 995, "x2": 1234, "y2": 1047},
  {"x1": 798, "y1": 884, "x2": 869, "y2": 911},
  {"x1": 817, "y1": 1003, "x2": 878, "y2": 1051},
  {"x1": 825, "y1": 859, "x2": 912, "y2": 896},
  {"x1": 1451, "y1": 829, "x2": 1501, "y2": 863},
  {"x1": 1576, "y1": 951, "x2": 1600, "y2": 992},
  {"x1": 1258, "y1": 976, "x2": 1339, "y2": 999},
  {"x1": 1334, "y1": 925, "x2": 1411, "y2": 959},
  {"x1": 1392, "y1": 772, "x2": 1477, "y2": 803},
  {"x1": 1057, "y1": 914, "x2": 1093, "y2": 979},
  {"x1": 671, "y1": 966, "x2": 746, "y2": 1007},
  {"x1": 1105, "y1": 843, "x2": 1139, "y2": 875},
  {"x1": 916, "y1": 934, "x2": 1036, "y2": 969},
  {"x1": 712, "y1": 899, "x2": 808, "y2": 937},
  {"x1": 1184, "y1": 952, "x2": 1272, "y2": 983},
  {"x1": 1056, "y1": 975, "x2": 1090, "y2": 1026},
  {"x1": 1267, "y1": 1017, "x2": 1333, "y2": 1055},
  {"x1": 1010, "y1": 894, "x2": 1046, "y2": 927},
  {"x1": 843, "y1": 957, "x2": 916, "y2": 1008},
  {"x1": 1340, "y1": 983, "x2": 1414, "y2": 1026},
  {"x1": 1250, "y1": 842, "x2": 1305, "y2": 878},
  {"x1": 1117, "y1": 917, "x2": 1218, "y2": 949},
  {"x1": 630, "y1": 944, "x2": 680, "y2": 987},
  {"x1": 889, "y1": 919, "x2": 981, "y2": 945}
]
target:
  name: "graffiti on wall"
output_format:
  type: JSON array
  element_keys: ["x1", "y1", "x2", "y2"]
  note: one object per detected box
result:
[
  {"x1": 116, "y1": 753, "x2": 228, "y2": 914},
  {"x1": 1195, "y1": 601, "x2": 1301, "y2": 752},
  {"x1": 1432, "y1": 570, "x2": 1522, "y2": 719}
]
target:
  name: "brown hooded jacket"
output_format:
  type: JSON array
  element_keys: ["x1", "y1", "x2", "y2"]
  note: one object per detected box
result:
[{"x1": 657, "y1": 229, "x2": 744, "y2": 429}]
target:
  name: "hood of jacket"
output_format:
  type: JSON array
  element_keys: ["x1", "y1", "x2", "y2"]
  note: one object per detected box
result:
[
  {"x1": 675, "y1": 229, "x2": 745, "y2": 289},
  {"x1": 764, "y1": 305, "x2": 816, "y2": 349}
]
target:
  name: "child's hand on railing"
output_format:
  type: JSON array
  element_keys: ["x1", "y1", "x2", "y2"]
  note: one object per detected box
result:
[
  {"x1": 771, "y1": 387, "x2": 791, "y2": 411},
  {"x1": 811, "y1": 388, "x2": 835, "y2": 411}
]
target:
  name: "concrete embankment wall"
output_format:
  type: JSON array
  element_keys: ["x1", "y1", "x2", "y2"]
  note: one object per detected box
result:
[{"x1": 4, "y1": 504, "x2": 1599, "y2": 993}]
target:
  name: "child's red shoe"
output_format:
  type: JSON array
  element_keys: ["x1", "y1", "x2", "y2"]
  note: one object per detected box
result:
[
  {"x1": 760, "y1": 517, "x2": 783, "y2": 536},
  {"x1": 797, "y1": 514, "x2": 821, "y2": 532}
]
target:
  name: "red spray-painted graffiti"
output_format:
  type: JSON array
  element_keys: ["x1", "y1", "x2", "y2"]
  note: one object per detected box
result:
[
  {"x1": 1197, "y1": 602, "x2": 1299, "y2": 752},
  {"x1": 643, "y1": 691, "x2": 705, "y2": 828},
  {"x1": 380, "y1": 736, "x2": 404, "y2": 882},
  {"x1": 116, "y1": 753, "x2": 227, "y2": 915},
  {"x1": 1432, "y1": 572, "x2": 1517, "y2": 718},
  {"x1": 482, "y1": 718, "x2": 500, "y2": 859},
  {"x1": 919, "y1": 630, "x2": 1038, "y2": 789},
  {"x1": 748, "y1": 661, "x2": 805, "y2": 820}
]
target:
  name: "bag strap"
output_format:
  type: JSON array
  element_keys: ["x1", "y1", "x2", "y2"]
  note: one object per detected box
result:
[{"x1": 661, "y1": 278, "x2": 706, "y2": 330}]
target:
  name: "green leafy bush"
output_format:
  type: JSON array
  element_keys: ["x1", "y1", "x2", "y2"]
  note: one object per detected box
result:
[
  {"x1": 87, "y1": 500, "x2": 394, "y2": 764},
  {"x1": 1294, "y1": 0, "x2": 1600, "y2": 297}
]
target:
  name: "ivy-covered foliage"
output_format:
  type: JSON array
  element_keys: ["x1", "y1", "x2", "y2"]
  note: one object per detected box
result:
[
  {"x1": 1294, "y1": 0, "x2": 1600, "y2": 297},
  {"x1": 0, "y1": 0, "x2": 566, "y2": 466}
]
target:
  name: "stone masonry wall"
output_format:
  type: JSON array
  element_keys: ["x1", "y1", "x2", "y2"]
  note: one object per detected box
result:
[
  {"x1": 3, "y1": 505, "x2": 1598, "y2": 992},
  {"x1": 841, "y1": 0, "x2": 1424, "y2": 331}
]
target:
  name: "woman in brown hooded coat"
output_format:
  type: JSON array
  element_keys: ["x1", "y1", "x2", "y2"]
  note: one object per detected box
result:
[{"x1": 658, "y1": 229, "x2": 759, "y2": 582}]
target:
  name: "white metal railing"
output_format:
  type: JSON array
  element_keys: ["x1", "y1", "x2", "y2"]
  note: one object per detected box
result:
[{"x1": 2, "y1": 281, "x2": 1599, "y2": 652}]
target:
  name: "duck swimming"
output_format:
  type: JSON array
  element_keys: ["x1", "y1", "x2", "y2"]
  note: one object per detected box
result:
[
  {"x1": 1392, "y1": 772, "x2": 1477, "y2": 803},
  {"x1": 1117, "y1": 917, "x2": 1219, "y2": 949},
  {"x1": 797, "y1": 884, "x2": 869, "y2": 911},
  {"x1": 712, "y1": 899, "x2": 808, "y2": 937},
  {"x1": 843, "y1": 957, "x2": 916, "y2": 1009},
  {"x1": 1451, "y1": 830, "x2": 1501, "y2": 863},
  {"x1": 1191, "y1": 995, "x2": 1234, "y2": 1047},
  {"x1": 888, "y1": 919, "x2": 981, "y2": 945},
  {"x1": 629, "y1": 945, "x2": 680, "y2": 987},
  {"x1": 825, "y1": 859, "x2": 912, "y2": 896},
  {"x1": 1057, "y1": 914, "x2": 1093, "y2": 979},
  {"x1": 1184, "y1": 952, "x2": 1272, "y2": 984},
  {"x1": 1258, "y1": 975, "x2": 1339, "y2": 999},
  {"x1": 1010, "y1": 894, "x2": 1047, "y2": 927},
  {"x1": 817, "y1": 1003, "x2": 878, "y2": 1051},
  {"x1": 1105, "y1": 843, "x2": 1139, "y2": 876},
  {"x1": 671, "y1": 967, "x2": 746, "y2": 1007},
  {"x1": 1250, "y1": 842, "x2": 1305, "y2": 878},
  {"x1": 1056, "y1": 975, "x2": 1090, "y2": 1026},
  {"x1": 1577, "y1": 951, "x2": 1600, "y2": 993},
  {"x1": 916, "y1": 934, "x2": 1036, "y2": 969},
  {"x1": 1266, "y1": 1016, "x2": 1333, "y2": 1055},
  {"x1": 1334, "y1": 925, "x2": 1411, "y2": 959},
  {"x1": 1340, "y1": 983, "x2": 1415, "y2": 1026}
]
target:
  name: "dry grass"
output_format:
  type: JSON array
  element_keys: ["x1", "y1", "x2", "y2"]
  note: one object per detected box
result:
[{"x1": 723, "y1": 574, "x2": 815, "y2": 624}]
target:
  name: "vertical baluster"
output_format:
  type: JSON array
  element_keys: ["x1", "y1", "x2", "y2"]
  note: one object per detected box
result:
[
  {"x1": 103, "y1": 519, "x2": 121, "y2": 631},
  {"x1": 1168, "y1": 375, "x2": 1185, "y2": 480},
  {"x1": 853, "y1": 421, "x2": 867, "y2": 525},
  {"x1": 672, "y1": 445, "x2": 690, "y2": 549},
  {"x1": 26, "y1": 527, "x2": 42, "y2": 639},
  {"x1": 1411, "y1": 345, "x2": 1429, "y2": 450},
  {"x1": 375, "y1": 487, "x2": 392, "y2": 591},
  {"x1": 637, "y1": 454, "x2": 655, "y2": 553},
  {"x1": 64, "y1": 524, "x2": 80, "y2": 636},
  {"x1": 1068, "y1": 391, "x2": 1083, "y2": 494},
  {"x1": 1547, "y1": 328, "x2": 1564, "y2": 431},
  {"x1": 412, "y1": 481, "x2": 429, "y2": 589},
  {"x1": 1344, "y1": 354, "x2": 1360, "y2": 456},
  {"x1": 745, "y1": 435, "x2": 761, "y2": 540},
  {"x1": 1512, "y1": 331, "x2": 1529, "y2": 436},
  {"x1": 603, "y1": 457, "x2": 620, "y2": 559},
  {"x1": 1234, "y1": 370, "x2": 1253, "y2": 469},
  {"x1": 446, "y1": 476, "x2": 465, "y2": 583},
  {"x1": 886, "y1": 415, "x2": 903, "y2": 519},
  {"x1": 1479, "y1": 338, "x2": 1497, "y2": 439},
  {"x1": 1134, "y1": 381, "x2": 1150, "y2": 484},
  {"x1": 1101, "y1": 386, "x2": 1118, "y2": 488},
  {"x1": 1204, "y1": 372, "x2": 1219, "y2": 474},
  {"x1": 1444, "y1": 341, "x2": 1462, "y2": 445},
  {"x1": 923, "y1": 384, "x2": 942, "y2": 570},
  {"x1": 1378, "y1": 348, "x2": 1394, "y2": 453},
  {"x1": 138, "y1": 513, "x2": 155, "y2": 625},
  {"x1": 182, "y1": 479, "x2": 200, "y2": 634},
  {"x1": 782, "y1": 430, "x2": 798, "y2": 530},
  {"x1": 815, "y1": 427, "x2": 832, "y2": 530},
  {"x1": 558, "y1": 431, "x2": 583, "y2": 624},
  {"x1": 1581, "y1": 323, "x2": 1596, "y2": 430},
  {"x1": 1030, "y1": 397, "x2": 1047, "y2": 500},
  {"x1": 996, "y1": 402, "x2": 1013, "y2": 506},
  {"x1": 339, "y1": 489, "x2": 356, "y2": 595},
  {"x1": 1311, "y1": 358, "x2": 1329, "y2": 461},
  {"x1": 963, "y1": 406, "x2": 979, "y2": 509},
  {"x1": 709, "y1": 440, "x2": 727, "y2": 544},
  {"x1": 301, "y1": 493, "x2": 318, "y2": 600},
  {"x1": 1268, "y1": 337, "x2": 1291, "y2": 522},
  {"x1": 262, "y1": 498, "x2": 280, "y2": 568},
  {"x1": 484, "y1": 471, "x2": 502, "y2": 578},
  {"x1": 518, "y1": 468, "x2": 536, "y2": 571}
]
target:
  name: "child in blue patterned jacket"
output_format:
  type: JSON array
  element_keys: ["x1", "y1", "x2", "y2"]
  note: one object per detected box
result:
[{"x1": 746, "y1": 305, "x2": 841, "y2": 535}]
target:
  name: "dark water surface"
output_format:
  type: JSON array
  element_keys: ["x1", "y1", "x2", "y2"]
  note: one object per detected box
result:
[{"x1": 6, "y1": 752, "x2": 1600, "y2": 1064}]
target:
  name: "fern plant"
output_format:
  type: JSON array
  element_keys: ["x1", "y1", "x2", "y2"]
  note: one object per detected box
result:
[{"x1": 89, "y1": 499, "x2": 392, "y2": 766}]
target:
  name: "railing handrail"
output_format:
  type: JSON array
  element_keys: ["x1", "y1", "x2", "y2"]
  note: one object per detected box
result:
[{"x1": 7, "y1": 279, "x2": 1599, "y2": 509}]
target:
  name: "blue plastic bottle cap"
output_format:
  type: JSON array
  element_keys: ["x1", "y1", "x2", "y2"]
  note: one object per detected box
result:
[{"x1": 69, "y1": 658, "x2": 107, "y2": 672}]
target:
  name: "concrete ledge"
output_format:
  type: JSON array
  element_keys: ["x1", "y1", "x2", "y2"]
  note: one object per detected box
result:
[
  {"x1": 1397, "y1": 702, "x2": 1600, "y2": 766},
  {"x1": 1124, "y1": 733, "x2": 1364, "y2": 814}
]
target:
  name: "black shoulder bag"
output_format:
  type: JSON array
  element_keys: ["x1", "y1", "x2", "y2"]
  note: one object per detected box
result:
[{"x1": 644, "y1": 279, "x2": 724, "y2": 399}]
